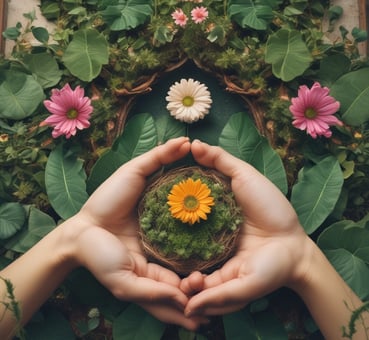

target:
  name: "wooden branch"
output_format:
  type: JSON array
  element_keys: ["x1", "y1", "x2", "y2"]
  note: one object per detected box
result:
[
  {"x1": 0, "y1": 0, "x2": 8, "y2": 54},
  {"x1": 358, "y1": 0, "x2": 368, "y2": 55}
]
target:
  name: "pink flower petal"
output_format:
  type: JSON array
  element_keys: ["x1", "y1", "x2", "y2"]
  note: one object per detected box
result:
[
  {"x1": 290, "y1": 82, "x2": 342, "y2": 138},
  {"x1": 42, "y1": 83, "x2": 93, "y2": 138}
]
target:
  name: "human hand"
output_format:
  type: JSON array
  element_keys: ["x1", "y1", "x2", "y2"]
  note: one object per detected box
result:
[
  {"x1": 68, "y1": 137, "x2": 204, "y2": 329},
  {"x1": 181, "y1": 139, "x2": 312, "y2": 317}
]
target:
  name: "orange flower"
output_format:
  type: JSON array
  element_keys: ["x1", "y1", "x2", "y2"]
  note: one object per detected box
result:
[{"x1": 167, "y1": 178, "x2": 214, "y2": 224}]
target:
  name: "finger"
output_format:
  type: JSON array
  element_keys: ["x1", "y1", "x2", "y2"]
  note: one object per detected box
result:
[
  {"x1": 191, "y1": 139, "x2": 298, "y2": 230},
  {"x1": 180, "y1": 271, "x2": 205, "y2": 296},
  {"x1": 128, "y1": 136, "x2": 191, "y2": 178},
  {"x1": 110, "y1": 273, "x2": 189, "y2": 310},
  {"x1": 185, "y1": 276, "x2": 264, "y2": 317},
  {"x1": 138, "y1": 301, "x2": 208, "y2": 331},
  {"x1": 191, "y1": 139, "x2": 247, "y2": 179},
  {"x1": 144, "y1": 262, "x2": 182, "y2": 287},
  {"x1": 84, "y1": 137, "x2": 191, "y2": 216}
]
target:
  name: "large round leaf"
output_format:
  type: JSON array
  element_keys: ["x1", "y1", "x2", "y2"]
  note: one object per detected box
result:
[
  {"x1": 23, "y1": 53, "x2": 62, "y2": 88},
  {"x1": 219, "y1": 112, "x2": 287, "y2": 194},
  {"x1": 223, "y1": 308, "x2": 287, "y2": 340},
  {"x1": 0, "y1": 202, "x2": 26, "y2": 239},
  {"x1": 228, "y1": 0, "x2": 274, "y2": 30},
  {"x1": 87, "y1": 113, "x2": 158, "y2": 193},
  {"x1": 330, "y1": 68, "x2": 369, "y2": 126},
  {"x1": 290, "y1": 156, "x2": 344, "y2": 234},
  {"x1": 265, "y1": 29, "x2": 313, "y2": 81},
  {"x1": 62, "y1": 29, "x2": 109, "y2": 82},
  {"x1": 25, "y1": 309, "x2": 75, "y2": 340},
  {"x1": 0, "y1": 70, "x2": 45, "y2": 120},
  {"x1": 318, "y1": 246, "x2": 369, "y2": 300},
  {"x1": 101, "y1": 0, "x2": 153, "y2": 31},
  {"x1": 318, "y1": 220, "x2": 369, "y2": 303},
  {"x1": 45, "y1": 144, "x2": 89, "y2": 220},
  {"x1": 113, "y1": 304, "x2": 166, "y2": 340},
  {"x1": 5, "y1": 206, "x2": 56, "y2": 253}
]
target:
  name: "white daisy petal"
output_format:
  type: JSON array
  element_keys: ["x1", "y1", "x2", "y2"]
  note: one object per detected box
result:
[{"x1": 166, "y1": 78, "x2": 212, "y2": 123}]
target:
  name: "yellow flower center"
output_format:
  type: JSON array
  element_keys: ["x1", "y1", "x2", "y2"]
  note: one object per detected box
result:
[
  {"x1": 304, "y1": 107, "x2": 317, "y2": 119},
  {"x1": 182, "y1": 96, "x2": 194, "y2": 107},
  {"x1": 167, "y1": 177, "x2": 214, "y2": 225},
  {"x1": 183, "y1": 195, "x2": 200, "y2": 211},
  {"x1": 67, "y1": 108, "x2": 79, "y2": 119}
]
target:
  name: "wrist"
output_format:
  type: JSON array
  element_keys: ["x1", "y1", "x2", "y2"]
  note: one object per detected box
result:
[
  {"x1": 286, "y1": 236, "x2": 365, "y2": 339},
  {"x1": 55, "y1": 214, "x2": 90, "y2": 271}
]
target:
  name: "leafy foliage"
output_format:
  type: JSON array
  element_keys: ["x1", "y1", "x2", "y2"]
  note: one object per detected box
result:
[
  {"x1": 318, "y1": 220, "x2": 369, "y2": 300},
  {"x1": 62, "y1": 29, "x2": 109, "y2": 82},
  {"x1": 290, "y1": 156, "x2": 344, "y2": 234},
  {"x1": 101, "y1": 0, "x2": 153, "y2": 31},
  {"x1": 45, "y1": 144, "x2": 89, "y2": 220},
  {"x1": 0, "y1": 70, "x2": 45, "y2": 120},
  {"x1": 265, "y1": 29, "x2": 313, "y2": 81},
  {"x1": 0, "y1": 203, "x2": 26, "y2": 239},
  {"x1": 0, "y1": 0, "x2": 369, "y2": 338},
  {"x1": 330, "y1": 68, "x2": 369, "y2": 126},
  {"x1": 218, "y1": 112, "x2": 287, "y2": 194}
]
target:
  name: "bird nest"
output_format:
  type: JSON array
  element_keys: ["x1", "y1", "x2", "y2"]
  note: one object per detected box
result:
[{"x1": 137, "y1": 166, "x2": 243, "y2": 276}]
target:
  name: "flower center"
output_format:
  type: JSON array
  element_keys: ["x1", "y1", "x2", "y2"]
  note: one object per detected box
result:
[
  {"x1": 67, "y1": 108, "x2": 79, "y2": 119},
  {"x1": 182, "y1": 96, "x2": 194, "y2": 107},
  {"x1": 304, "y1": 107, "x2": 317, "y2": 119},
  {"x1": 183, "y1": 195, "x2": 199, "y2": 211}
]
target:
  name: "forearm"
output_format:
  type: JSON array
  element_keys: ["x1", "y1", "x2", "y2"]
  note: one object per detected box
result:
[
  {"x1": 290, "y1": 238, "x2": 368, "y2": 340},
  {"x1": 0, "y1": 218, "x2": 78, "y2": 339}
]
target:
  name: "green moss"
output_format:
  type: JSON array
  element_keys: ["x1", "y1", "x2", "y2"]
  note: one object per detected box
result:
[{"x1": 139, "y1": 169, "x2": 243, "y2": 262}]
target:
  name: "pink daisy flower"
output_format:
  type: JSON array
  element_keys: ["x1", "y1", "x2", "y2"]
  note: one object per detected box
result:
[
  {"x1": 41, "y1": 83, "x2": 93, "y2": 139},
  {"x1": 191, "y1": 6, "x2": 208, "y2": 24},
  {"x1": 171, "y1": 9, "x2": 188, "y2": 27},
  {"x1": 289, "y1": 82, "x2": 342, "y2": 139}
]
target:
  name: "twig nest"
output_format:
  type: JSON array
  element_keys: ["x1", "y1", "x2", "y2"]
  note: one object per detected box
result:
[{"x1": 138, "y1": 166, "x2": 243, "y2": 276}]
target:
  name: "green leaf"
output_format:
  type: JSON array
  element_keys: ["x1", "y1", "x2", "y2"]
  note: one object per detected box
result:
[
  {"x1": 0, "y1": 70, "x2": 45, "y2": 120},
  {"x1": 5, "y1": 206, "x2": 56, "y2": 253},
  {"x1": 153, "y1": 113, "x2": 186, "y2": 144},
  {"x1": 316, "y1": 54, "x2": 351, "y2": 86},
  {"x1": 25, "y1": 309, "x2": 75, "y2": 340},
  {"x1": 219, "y1": 112, "x2": 287, "y2": 194},
  {"x1": 253, "y1": 310, "x2": 288, "y2": 339},
  {"x1": 207, "y1": 25, "x2": 226, "y2": 44},
  {"x1": 45, "y1": 144, "x2": 89, "y2": 220},
  {"x1": 318, "y1": 220, "x2": 369, "y2": 264},
  {"x1": 322, "y1": 248, "x2": 369, "y2": 300},
  {"x1": 87, "y1": 113, "x2": 157, "y2": 193},
  {"x1": 352, "y1": 27, "x2": 368, "y2": 43},
  {"x1": 101, "y1": 0, "x2": 153, "y2": 31},
  {"x1": 113, "y1": 304, "x2": 166, "y2": 340},
  {"x1": 0, "y1": 203, "x2": 26, "y2": 239},
  {"x1": 330, "y1": 68, "x2": 369, "y2": 126},
  {"x1": 62, "y1": 29, "x2": 109, "y2": 82},
  {"x1": 66, "y1": 268, "x2": 125, "y2": 308},
  {"x1": 265, "y1": 29, "x2": 313, "y2": 81},
  {"x1": 40, "y1": 2, "x2": 61, "y2": 19},
  {"x1": 223, "y1": 309, "x2": 258, "y2": 340},
  {"x1": 290, "y1": 156, "x2": 344, "y2": 234},
  {"x1": 23, "y1": 53, "x2": 62, "y2": 88},
  {"x1": 32, "y1": 26, "x2": 49, "y2": 43},
  {"x1": 228, "y1": 0, "x2": 273, "y2": 30},
  {"x1": 2, "y1": 26, "x2": 21, "y2": 40}
]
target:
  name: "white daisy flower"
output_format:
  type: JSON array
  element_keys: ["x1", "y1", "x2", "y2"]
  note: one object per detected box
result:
[{"x1": 166, "y1": 78, "x2": 212, "y2": 123}]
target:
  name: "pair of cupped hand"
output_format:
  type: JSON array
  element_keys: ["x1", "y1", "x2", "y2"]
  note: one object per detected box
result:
[{"x1": 74, "y1": 137, "x2": 309, "y2": 330}]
